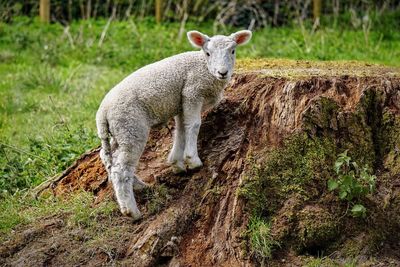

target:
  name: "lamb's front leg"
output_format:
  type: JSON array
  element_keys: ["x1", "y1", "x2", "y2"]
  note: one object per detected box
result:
[
  {"x1": 182, "y1": 101, "x2": 203, "y2": 170},
  {"x1": 168, "y1": 114, "x2": 186, "y2": 173}
]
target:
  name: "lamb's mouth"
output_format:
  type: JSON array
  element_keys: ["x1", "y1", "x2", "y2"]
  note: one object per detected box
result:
[{"x1": 216, "y1": 74, "x2": 228, "y2": 80}]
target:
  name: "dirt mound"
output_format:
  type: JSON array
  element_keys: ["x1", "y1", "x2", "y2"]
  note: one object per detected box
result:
[{"x1": 2, "y1": 63, "x2": 400, "y2": 266}]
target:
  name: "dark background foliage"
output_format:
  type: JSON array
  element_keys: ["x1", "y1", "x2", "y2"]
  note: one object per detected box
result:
[{"x1": 1, "y1": 0, "x2": 399, "y2": 29}]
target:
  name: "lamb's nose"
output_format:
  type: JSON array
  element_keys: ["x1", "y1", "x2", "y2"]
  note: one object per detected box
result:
[{"x1": 218, "y1": 70, "x2": 228, "y2": 76}]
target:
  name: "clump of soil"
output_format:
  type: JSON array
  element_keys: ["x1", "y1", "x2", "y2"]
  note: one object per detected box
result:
[{"x1": 2, "y1": 62, "x2": 400, "y2": 266}]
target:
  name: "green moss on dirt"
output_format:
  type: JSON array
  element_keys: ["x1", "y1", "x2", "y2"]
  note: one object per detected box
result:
[
  {"x1": 302, "y1": 97, "x2": 340, "y2": 135},
  {"x1": 339, "y1": 232, "x2": 383, "y2": 260},
  {"x1": 380, "y1": 109, "x2": 400, "y2": 176},
  {"x1": 303, "y1": 256, "x2": 346, "y2": 267},
  {"x1": 240, "y1": 133, "x2": 336, "y2": 216},
  {"x1": 240, "y1": 132, "x2": 344, "y2": 259},
  {"x1": 142, "y1": 184, "x2": 173, "y2": 215},
  {"x1": 297, "y1": 205, "x2": 338, "y2": 251},
  {"x1": 303, "y1": 94, "x2": 377, "y2": 167}
]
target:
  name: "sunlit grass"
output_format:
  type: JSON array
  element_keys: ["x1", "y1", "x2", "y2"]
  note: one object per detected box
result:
[
  {"x1": 0, "y1": 191, "x2": 118, "y2": 242},
  {"x1": 247, "y1": 216, "x2": 279, "y2": 259}
]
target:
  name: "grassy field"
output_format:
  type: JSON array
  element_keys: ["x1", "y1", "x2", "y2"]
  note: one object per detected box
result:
[{"x1": 0, "y1": 15, "x2": 399, "y2": 196}]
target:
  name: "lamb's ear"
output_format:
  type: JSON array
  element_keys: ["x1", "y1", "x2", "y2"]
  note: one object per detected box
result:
[
  {"x1": 187, "y1": 31, "x2": 209, "y2": 48},
  {"x1": 231, "y1": 30, "x2": 252, "y2": 46}
]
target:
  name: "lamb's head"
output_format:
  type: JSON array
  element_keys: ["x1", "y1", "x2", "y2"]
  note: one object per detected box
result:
[{"x1": 187, "y1": 30, "x2": 252, "y2": 81}]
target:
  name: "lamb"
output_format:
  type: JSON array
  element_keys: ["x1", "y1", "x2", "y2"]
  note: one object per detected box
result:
[{"x1": 96, "y1": 30, "x2": 252, "y2": 219}]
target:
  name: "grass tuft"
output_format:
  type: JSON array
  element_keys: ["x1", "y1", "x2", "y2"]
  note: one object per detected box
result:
[
  {"x1": 247, "y1": 216, "x2": 279, "y2": 259},
  {"x1": 19, "y1": 65, "x2": 68, "y2": 93}
]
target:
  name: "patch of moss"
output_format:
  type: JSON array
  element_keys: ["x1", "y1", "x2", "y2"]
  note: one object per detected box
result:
[
  {"x1": 240, "y1": 133, "x2": 340, "y2": 260},
  {"x1": 340, "y1": 234, "x2": 372, "y2": 259},
  {"x1": 142, "y1": 184, "x2": 172, "y2": 215},
  {"x1": 241, "y1": 133, "x2": 336, "y2": 216},
  {"x1": 338, "y1": 115, "x2": 375, "y2": 168},
  {"x1": 379, "y1": 108, "x2": 400, "y2": 176},
  {"x1": 302, "y1": 256, "x2": 360, "y2": 267},
  {"x1": 342, "y1": 239, "x2": 364, "y2": 259},
  {"x1": 303, "y1": 256, "x2": 341, "y2": 267},
  {"x1": 337, "y1": 88, "x2": 399, "y2": 170},
  {"x1": 302, "y1": 97, "x2": 340, "y2": 135},
  {"x1": 303, "y1": 94, "x2": 377, "y2": 167},
  {"x1": 302, "y1": 93, "x2": 383, "y2": 170},
  {"x1": 297, "y1": 206, "x2": 338, "y2": 251}
]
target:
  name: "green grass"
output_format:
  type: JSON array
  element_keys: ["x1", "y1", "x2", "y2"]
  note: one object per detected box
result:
[
  {"x1": 247, "y1": 216, "x2": 279, "y2": 260},
  {"x1": 0, "y1": 15, "x2": 399, "y2": 196},
  {"x1": 0, "y1": 191, "x2": 118, "y2": 241},
  {"x1": 304, "y1": 256, "x2": 358, "y2": 267}
]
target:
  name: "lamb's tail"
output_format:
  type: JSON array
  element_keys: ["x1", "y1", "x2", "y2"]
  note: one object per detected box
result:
[{"x1": 96, "y1": 110, "x2": 112, "y2": 173}]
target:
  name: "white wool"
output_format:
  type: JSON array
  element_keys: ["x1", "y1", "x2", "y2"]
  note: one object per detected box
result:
[{"x1": 96, "y1": 30, "x2": 252, "y2": 219}]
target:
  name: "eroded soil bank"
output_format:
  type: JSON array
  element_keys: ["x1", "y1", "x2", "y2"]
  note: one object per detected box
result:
[{"x1": 1, "y1": 63, "x2": 399, "y2": 266}]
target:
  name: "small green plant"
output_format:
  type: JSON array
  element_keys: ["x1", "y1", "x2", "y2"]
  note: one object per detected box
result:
[
  {"x1": 328, "y1": 150, "x2": 376, "y2": 218},
  {"x1": 247, "y1": 216, "x2": 280, "y2": 260}
]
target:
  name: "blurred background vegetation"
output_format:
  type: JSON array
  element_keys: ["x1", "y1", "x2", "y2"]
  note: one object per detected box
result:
[
  {"x1": 2, "y1": 0, "x2": 400, "y2": 30},
  {"x1": 0, "y1": 0, "x2": 399, "y2": 196}
]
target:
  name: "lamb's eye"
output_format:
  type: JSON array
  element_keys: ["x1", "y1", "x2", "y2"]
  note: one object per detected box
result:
[
  {"x1": 232, "y1": 49, "x2": 235, "y2": 54},
  {"x1": 206, "y1": 52, "x2": 210, "y2": 57}
]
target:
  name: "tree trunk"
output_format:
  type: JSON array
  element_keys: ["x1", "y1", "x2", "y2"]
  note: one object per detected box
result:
[
  {"x1": 39, "y1": 0, "x2": 50, "y2": 23},
  {"x1": 155, "y1": 0, "x2": 163, "y2": 23},
  {"x1": 313, "y1": 0, "x2": 321, "y2": 20}
]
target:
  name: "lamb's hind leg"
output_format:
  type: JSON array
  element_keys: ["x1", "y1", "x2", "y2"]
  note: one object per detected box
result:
[
  {"x1": 99, "y1": 138, "x2": 112, "y2": 174},
  {"x1": 167, "y1": 114, "x2": 186, "y2": 173},
  {"x1": 110, "y1": 127, "x2": 149, "y2": 220}
]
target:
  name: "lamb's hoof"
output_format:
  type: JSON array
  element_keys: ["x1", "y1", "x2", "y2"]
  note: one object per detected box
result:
[
  {"x1": 171, "y1": 161, "x2": 187, "y2": 174},
  {"x1": 186, "y1": 156, "x2": 203, "y2": 170},
  {"x1": 121, "y1": 206, "x2": 142, "y2": 221},
  {"x1": 133, "y1": 176, "x2": 149, "y2": 191},
  {"x1": 167, "y1": 158, "x2": 187, "y2": 174},
  {"x1": 167, "y1": 153, "x2": 181, "y2": 165}
]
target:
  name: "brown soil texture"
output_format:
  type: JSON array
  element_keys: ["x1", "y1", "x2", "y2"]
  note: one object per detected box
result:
[{"x1": 1, "y1": 64, "x2": 400, "y2": 267}]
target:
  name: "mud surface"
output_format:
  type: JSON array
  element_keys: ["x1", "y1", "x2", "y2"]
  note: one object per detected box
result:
[{"x1": 1, "y1": 64, "x2": 400, "y2": 266}]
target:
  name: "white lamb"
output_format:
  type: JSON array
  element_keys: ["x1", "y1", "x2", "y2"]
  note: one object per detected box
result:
[{"x1": 96, "y1": 30, "x2": 252, "y2": 219}]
